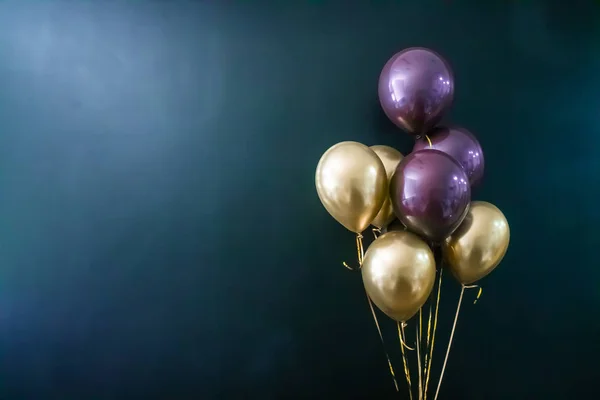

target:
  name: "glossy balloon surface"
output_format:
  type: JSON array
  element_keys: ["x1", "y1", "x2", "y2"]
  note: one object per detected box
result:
[
  {"x1": 390, "y1": 149, "x2": 471, "y2": 243},
  {"x1": 378, "y1": 47, "x2": 454, "y2": 135},
  {"x1": 413, "y1": 126, "x2": 484, "y2": 187}
]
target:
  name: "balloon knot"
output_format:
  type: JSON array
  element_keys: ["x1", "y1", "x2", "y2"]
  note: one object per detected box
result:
[{"x1": 372, "y1": 227, "x2": 382, "y2": 240}]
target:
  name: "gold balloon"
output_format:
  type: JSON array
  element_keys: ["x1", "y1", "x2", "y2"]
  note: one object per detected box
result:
[
  {"x1": 315, "y1": 141, "x2": 387, "y2": 233},
  {"x1": 369, "y1": 145, "x2": 404, "y2": 229},
  {"x1": 442, "y1": 201, "x2": 510, "y2": 285},
  {"x1": 362, "y1": 231, "x2": 436, "y2": 322}
]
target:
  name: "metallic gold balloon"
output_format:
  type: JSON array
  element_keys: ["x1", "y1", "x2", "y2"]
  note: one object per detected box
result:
[
  {"x1": 369, "y1": 145, "x2": 403, "y2": 229},
  {"x1": 362, "y1": 231, "x2": 436, "y2": 322},
  {"x1": 315, "y1": 142, "x2": 387, "y2": 233},
  {"x1": 442, "y1": 201, "x2": 510, "y2": 285}
]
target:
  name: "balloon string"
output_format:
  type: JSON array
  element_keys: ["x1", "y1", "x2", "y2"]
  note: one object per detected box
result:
[
  {"x1": 342, "y1": 233, "x2": 364, "y2": 270},
  {"x1": 422, "y1": 305, "x2": 432, "y2": 398},
  {"x1": 365, "y1": 288, "x2": 399, "y2": 392},
  {"x1": 359, "y1": 233, "x2": 398, "y2": 392},
  {"x1": 357, "y1": 234, "x2": 364, "y2": 265},
  {"x1": 426, "y1": 302, "x2": 432, "y2": 350},
  {"x1": 419, "y1": 308, "x2": 423, "y2": 348},
  {"x1": 473, "y1": 286, "x2": 483, "y2": 304},
  {"x1": 399, "y1": 323, "x2": 415, "y2": 351},
  {"x1": 433, "y1": 284, "x2": 480, "y2": 400},
  {"x1": 423, "y1": 268, "x2": 443, "y2": 400},
  {"x1": 420, "y1": 309, "x2": 426, "y2": 399},
  {"x1": 425, "y1": 135, "x2": 433, "y2": 148},
  {"x1": 399, "y1": 322, "x2": 414, "y2": 400},
  {"x1": 372, "y1": 227, "x2": 381, "y2": 240},
  {"x1": 416, "y1": 315, "x2": 423, "y2": 400}
]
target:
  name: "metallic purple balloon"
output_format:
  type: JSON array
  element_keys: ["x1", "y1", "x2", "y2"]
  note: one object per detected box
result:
[
  {"x1": 378, "y1": 48, "x2": 454, "y2": 136},
  {"x1": 390, "y1": 149, "x2": 471, "y2": 243},
  {"x1": 413, "y1": 126, "x2": 484, "y2": 187}
]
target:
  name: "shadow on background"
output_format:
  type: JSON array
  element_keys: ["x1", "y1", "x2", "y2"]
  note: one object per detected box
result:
[{"x1": 0, "y1": 1, "x2": 599, "y2": 399}]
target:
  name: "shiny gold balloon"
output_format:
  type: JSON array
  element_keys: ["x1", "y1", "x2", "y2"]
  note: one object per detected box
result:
[
  {"x1": 369, "y1": 145, "x2": 404, "y2": 229},
  {"x1": 442, "y1": 201, "x2": 510, "y2": 285},
  {"x1": 315, "y1": 141, "x2": 388, "y2": 233},
  {"x1": 362, "y1": 231, "x2": 436, "y2": 322}
]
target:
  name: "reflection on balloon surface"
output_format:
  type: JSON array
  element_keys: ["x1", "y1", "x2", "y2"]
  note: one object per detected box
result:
[{"x1": 390, "y1": 149, "x2": 471, "y2": 243}]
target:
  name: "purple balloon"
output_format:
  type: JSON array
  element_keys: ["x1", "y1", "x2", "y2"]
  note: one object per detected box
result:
[
  {"x1": 378, "y1": 47, "x2": 454, "y2": 136},
  {"x1": 413, "y1": 126, "x2": 484, "y2": 187},
  {"x1": 390, "y1": 149, "x2": 471, "y2": 243}
]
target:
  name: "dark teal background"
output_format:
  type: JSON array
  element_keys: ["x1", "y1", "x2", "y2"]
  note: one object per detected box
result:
[{"x1": 0, "y1": 1, "x2": 599, "y2": 399}]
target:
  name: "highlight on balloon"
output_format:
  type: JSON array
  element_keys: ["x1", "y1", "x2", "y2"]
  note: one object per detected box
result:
[{"x1": 314, "y1": 47, "x2": 510, "y2": 400}]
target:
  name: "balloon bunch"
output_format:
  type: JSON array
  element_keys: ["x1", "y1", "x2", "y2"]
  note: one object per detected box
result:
[{"x1": 315, "y1": 48, "x2": 510, "y2": 400}]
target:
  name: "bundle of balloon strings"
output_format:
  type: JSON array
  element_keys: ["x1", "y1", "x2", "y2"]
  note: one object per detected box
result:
[{"x1": 315, "y1": 47, "x2": 510, "y2": 399}]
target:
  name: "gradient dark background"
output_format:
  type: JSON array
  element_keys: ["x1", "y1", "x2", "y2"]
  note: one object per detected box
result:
[{"x1": 0, "y1": 1, "x2": 599, "y2": 399}]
